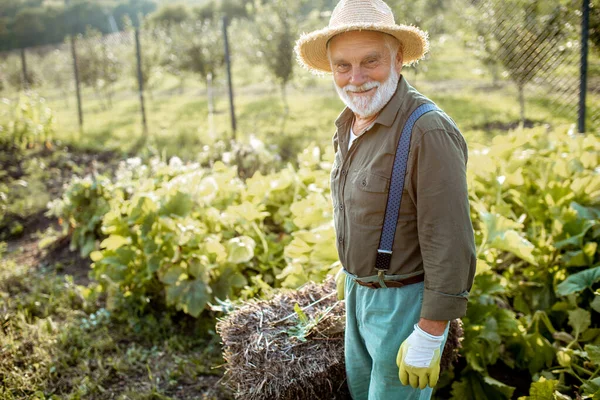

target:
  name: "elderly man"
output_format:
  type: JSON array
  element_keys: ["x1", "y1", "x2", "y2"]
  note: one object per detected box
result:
[{"x1": 294, "y1": 0, "x2": 476, "y2": 399}]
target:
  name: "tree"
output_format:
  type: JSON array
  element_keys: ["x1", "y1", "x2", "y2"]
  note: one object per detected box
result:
[
  {"x1": 177, "y1": 19, "x2": 225, "y2": 85},
  {"x1": 245, "y1": 0, "x2": 298, "y2": 115},
  {"x1": 468, "y1": 0, "x2": 566, "y2": 123},
  {"x1": 76, "y1": 28, "x2": 122, "y2": 109},
  {"x1": 147, "y1": 3, "x2": 191, "y2": 30},
  {"x1": 11, "y1": 7, "x2": 48, "y2": 48},
  {"x1": 124, "y1": 17, "x2": 165, "y2": 99},
  {"x1": 0, "y1": 0, "x2": 156, "y2": 51},
  {"x1": 591, "y1": 0, "x2": 600, "y2": 53},
  {"x1": 113, "y1": 0, "x2": 157, "y2": 29}
]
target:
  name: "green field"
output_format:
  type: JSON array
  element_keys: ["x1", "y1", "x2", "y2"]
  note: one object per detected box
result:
[{"x1": 3, "y1": 33, "x2": 596, "y2": 160}]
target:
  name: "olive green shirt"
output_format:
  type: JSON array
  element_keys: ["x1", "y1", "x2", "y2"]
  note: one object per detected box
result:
[{"x1": 330, "y1": 75, "x2": 477, "y2": 321}]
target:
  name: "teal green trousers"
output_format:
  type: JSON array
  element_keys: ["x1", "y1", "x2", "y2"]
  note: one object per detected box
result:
[{"x1": 344, "y1": 275, "x2": 449, "y2": 400}]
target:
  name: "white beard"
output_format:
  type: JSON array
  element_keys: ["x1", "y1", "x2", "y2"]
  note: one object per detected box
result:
[{"x1": 335, "y1": 64, "x2": 400, "y2": 118}]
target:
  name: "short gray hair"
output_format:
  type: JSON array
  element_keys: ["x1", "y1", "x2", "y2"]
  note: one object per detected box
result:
[{"x1": 383, "y1": 34, "x2": 402, "y2": 61}]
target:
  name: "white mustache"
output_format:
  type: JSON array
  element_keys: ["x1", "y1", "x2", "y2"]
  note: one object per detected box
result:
[{"x1": 344, "y1": 81, "x2": 380, "y2": 94}]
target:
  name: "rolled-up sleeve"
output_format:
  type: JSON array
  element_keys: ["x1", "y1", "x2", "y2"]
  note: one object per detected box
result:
[{"x1": 409, "y1": 128, "x2": 477, "y2": 321}]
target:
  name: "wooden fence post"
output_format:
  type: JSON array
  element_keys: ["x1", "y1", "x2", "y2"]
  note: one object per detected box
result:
[
  {"x1": 20, "y1": 48, "x2": 28, "y2": 91},
  {"x1": 135, "y1": 28, "x2": 148, "y2": 136},
  {"x1": 222, "y1": 16, "x2": 237, "y2": 140},
  {"x1": 70, "y1": 35, "x2": 84, "y2": 131}
]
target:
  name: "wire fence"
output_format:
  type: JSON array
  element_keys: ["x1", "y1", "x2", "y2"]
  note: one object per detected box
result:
[
  {"x1": 468, "y1": 0, "x2": 599, "y2": 132},
  {"x1": 0, "y1": 0, "x2": 597, "y2": 160}
]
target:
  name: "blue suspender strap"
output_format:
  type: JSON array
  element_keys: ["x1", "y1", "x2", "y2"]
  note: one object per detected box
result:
[{"x1": 374, "y1": 103, "x2": 441, "y2": 273}]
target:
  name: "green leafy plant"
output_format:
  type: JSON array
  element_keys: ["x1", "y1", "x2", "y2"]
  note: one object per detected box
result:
[
  {"x1": 50, "y1": 123, "x2": 600, "y2": 398},
  {"x1": 0, "y1": 93, "x2": 54, "y2": 148}
]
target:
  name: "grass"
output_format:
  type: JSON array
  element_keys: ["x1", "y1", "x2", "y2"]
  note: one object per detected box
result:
[
  {"x1": 3, "y1": 33, "x2": 594, "y2": 162},
  {"x1": 0, "y1": 244, "x2": 231, "y2": 400}
]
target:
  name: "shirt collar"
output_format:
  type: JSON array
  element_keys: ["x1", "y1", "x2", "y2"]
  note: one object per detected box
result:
[{"x1": 334, "y1": 74, "x2": 409, "y2": 129}]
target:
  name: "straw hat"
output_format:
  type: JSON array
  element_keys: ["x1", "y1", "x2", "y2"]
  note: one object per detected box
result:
[{"x1": 294, "y1": 0, "x2": 429, "y2": 74}]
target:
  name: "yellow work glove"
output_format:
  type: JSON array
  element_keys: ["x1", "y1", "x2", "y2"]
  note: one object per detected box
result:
[
  {"x1": 396, "y1": 324, "x2": 444, "y2": 389},
  {"x1": 335, "y1": 268, "x2": 346, "y2": 300}
]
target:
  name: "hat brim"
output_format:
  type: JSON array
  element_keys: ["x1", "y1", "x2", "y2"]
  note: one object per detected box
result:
[{"x1": 294, "y1": 23, "x2": 429, "y2": 74}]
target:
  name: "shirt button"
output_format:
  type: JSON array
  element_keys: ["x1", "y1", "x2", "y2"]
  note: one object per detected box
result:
[
  {"x1": 341, "y1": 170, "x2": 346, "y2": 175},
  {"x1": 338, "y1": 237, "x2": 343, "y2": 243},
  {"x1": 339, "y1": 204, "x2": 344, "y2": 210}
]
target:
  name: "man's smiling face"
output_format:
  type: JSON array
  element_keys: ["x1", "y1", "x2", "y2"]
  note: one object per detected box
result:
[{"x1": 328, "y1": 30, "x2": 403, "y2": 118}]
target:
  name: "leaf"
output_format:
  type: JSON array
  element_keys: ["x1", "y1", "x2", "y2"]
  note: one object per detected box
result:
[
  {"x1": 227, "y1": 236, "x2": 256, "y2": 264},
  {"x1": 556, "y1": 266, "x2": 600, "y2": 296},
  {"x1": 482, "y1": 376, "x2": 516, "y2": 399},
  {"x1": 554, "y1": 219, "x2": 597, "y2": 249},
  {"x1": 128, "y1": 196, "x2": 158, "y2": 225},
  {"x1": 188, "y1": 257, "x2": 208, "y2": 280},
  {"x1": 451, "y1": 372, "x2": 514, "y2": 400},
  {"x1": 556, "y1": 350, "x2": 572, "y2": 367},
  {"x1": 562, "y1": 249, "x2": 589, "y2": 267},
  {"x1": 80, "y1": 236, "x2": 96, "y2": 258},
  {"x1": 179, "y1": 279, "x2": 211, "y2": 318},
  {"x1": 592, "y1": 295, "x2": 600, "y2": 313},
  {"x1": 474, "y1": 273, "x2": 507, "y2": 296},
  {"x1": 161, "y1": 264, "x2": 186, "y2": 285},
  {"x1": 226, "y1": 201, "x2": 269, "y2": 222},
  {"x1": 294, "y1": 303, "x2": 308, "y2": 324},
  {"x1": 210, "y1": 266, "x2": 245, "y2": 301},
  {"x1": 165, "y1": 282, "x2": 184, "y2": 307},
  {"x1": 205, "y1": 236, "x2": 227, "y2": 263},
  {"x1": 284, "y1": 236, "x2": 311, "y2": 260},
  {"x1": 584, "y1": 242, "x2": 598, "y2": 260},
  {"x1": 147, "y1": 255, "x2": 161, "y2": 273},
  {"x1": 581, "y1": 328, "x2": 600, "y2": 342},
  {"x1": 581, "y1": 377, "x2": 600, "y2": 396},
  {"x1": 586, "y1": 344, "x2": 600, "y2": 365},
  {"x1": 568, "y1": 308, "x2": 591, "y2": 336},
  {"x1": 165, "y1": 278, "x2": 211, "y2": 318},
  {"x1": 475, "y1": 259, "x2": 492, "y2": 276},
  {"x1": 290, "y1": 193, "x2": 330, "y2": 229},
  {"x1": 480, "y1": 210, "x2": 538, "y2": 265},
  {"x1": 90, "y1": 251, "x2": 104, "y2": 262},
  {"x1": 525, "y1": 377, "x2": 558, "y2": 399},
  {"x1": 100, "y1": 235, "x2": 129, "y2": 251},
  {"x1": 276, "y1": 262, "x2": 310, "y2": 288},
  {"x1": 160, "y1": 191, "x2": 193, "y2": 217},
  {"x1": 525, "y1": 332, "x2": 555, "y2": 374}
]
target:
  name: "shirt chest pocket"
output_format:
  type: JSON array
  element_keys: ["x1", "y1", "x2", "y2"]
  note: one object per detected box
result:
[{"x1": 349, "y1": 170, "x2": 390, "y2": 226}]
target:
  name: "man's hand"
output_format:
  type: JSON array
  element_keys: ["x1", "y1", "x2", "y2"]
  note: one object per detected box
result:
[
  {"x1": 335, "y1": 268, "x2": 345, "y2": 300},
  {"x1": 396, "y1": 323, "x2": 445, "y2": 389}
]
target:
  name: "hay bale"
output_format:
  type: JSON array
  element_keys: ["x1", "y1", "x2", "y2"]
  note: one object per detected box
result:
[
  {"x1": 217, "y1": 277, "x2": 463, "y2": 400},
  {"x1": 216, "y1": 277, "x2": 348, "y2": 400},
  {"x1": 441, "y1": 318, "x2": 464, "y2": 373}
]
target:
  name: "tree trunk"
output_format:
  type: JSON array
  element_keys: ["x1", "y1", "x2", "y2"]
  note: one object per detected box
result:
[
  {"x1": 94, "y1": 86, "x2": 107, "y2": 111},
  {"x1": 207, "y1": 72, "x2": 215, "y2": 115},
  {"x1": 280, "y1": 82, "x2": 289, "y2": 117},
  {"x1": 179, "y1": 76, "x2": 185, "y2": 95},
  {"x1": 207, "y1": 74, "x2": 215, "y2": 137},
  {"x1": 491, "y1": 64, "x2": 499, "y2": 87},
  {"x1": 107, "y1": 88, "x2": 113, "y2": 109},
  {"x1": 518, "y1": 84, "x2": 525, "y2": 125}
]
